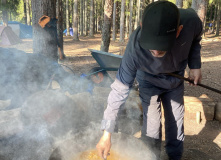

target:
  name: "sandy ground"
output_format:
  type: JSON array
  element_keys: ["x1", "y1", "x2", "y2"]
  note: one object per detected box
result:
[{"x1": 1, "y1": 32, "x2": 221, "y2": 160}]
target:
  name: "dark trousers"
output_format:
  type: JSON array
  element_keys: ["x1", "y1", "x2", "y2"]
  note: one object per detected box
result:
[{"x1": 137, "y1": 77, "x2": 185, "y2": 160}]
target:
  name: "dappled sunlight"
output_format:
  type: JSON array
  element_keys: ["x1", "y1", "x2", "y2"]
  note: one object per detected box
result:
[
  {"x1": 201, "y1": 55, "x2": 221, "y2": 62},
  {"x1": 213, "y1": 132, "x2": 221, "y2": 148},
  {"x1": 200, "y1": 36, "x2": 221, "y2": 62},
  {"x1": 63, "y1": 35, "x2": 127, "y2": 57}
]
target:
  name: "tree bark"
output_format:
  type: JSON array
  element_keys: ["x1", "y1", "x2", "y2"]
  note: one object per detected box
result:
[
  {"x1": 57, "y1": 0, "x2": 65, "y2": 59},
  {"x1": 89, "y1": 0, "x2": 94, "y2": 37},
  {"x1": 212, "y1": 3, "x2": 217, "y2": 34},
  {"x1": 66, "y1": 0, "x2": 70, "y2": 36},
  {"x1": 26, "y1": 0, "x2": 31, "y2": 25},
  {"x1": 191, "y1": 0, "x2": 207, "y2": 23},
  {"x1": 73, "y1": 0, "x2": 79, "y2": 40},
  {"x1": 24, "y1": 2, "x2": 27, "y2": 25},
  {"x1": 125, "y1": 2, "x2": 129, "y2": 38},
  {"x1": 95, "y1": 0, "x2": 97, "y2": 33},
  {"x1": 100, "y1": 0, "x2": 113, "y2": 52},
  {"x1": 80, "y1": 0, "x2": 84, "y2": 35},
  {"x1": 129, "y1": 0, "x2": 133, "y2": 36},
  {"x1": 215, "y1": 1, "x2": 220, "y2": 36},
  {"x1": 176, "y1": 0, "x2": 183, "y2": 8},
  {"x1": 120, "y1": 0, "x2": 126, "y2": 42},
  {"x1": 112, "y1": 0, "x2": 117, "y2": 41},
  {"x1": 84, "y1": 0, "x2": 88, "y2": 36},
  {"x1": 135, "y1": 0, "x2": 140, "y2": 29},
  {"x1": 31, "y1": 0, "x2": 58, "y2": 61}
]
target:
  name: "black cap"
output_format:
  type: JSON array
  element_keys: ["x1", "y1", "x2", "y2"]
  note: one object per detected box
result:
[{"x1": 139, "y1": 1, "x2": 180, "y2": 51}]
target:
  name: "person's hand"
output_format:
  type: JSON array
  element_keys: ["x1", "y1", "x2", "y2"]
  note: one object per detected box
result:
[
  {"x1": 189, "y1": 69, "x2": 202, "y2": 85},
  {"x1": 96, "y1": 130, "x2": 111, "y2": 160}
]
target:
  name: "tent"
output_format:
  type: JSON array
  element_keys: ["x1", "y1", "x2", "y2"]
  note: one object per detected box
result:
[
  {"x1": 63, "y1": 28, "x2": 73, "y2": 36},
  {"x1": 7, "y1": 21, "x2": 33, "y2": 39},
  {"x1": 0, "y1": 26, "x2": 21, "y2": 46}
]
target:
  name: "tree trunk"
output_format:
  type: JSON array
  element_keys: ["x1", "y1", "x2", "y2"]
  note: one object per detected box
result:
[
  {"x1": 89, "y1": 0, "x2": 94, "y2": 37},
  {"x1": 202, "y1": 1, "x2": 208, "y2": 38},
  {"x1": 83, "y1": 0, "x2": 85, "y2": 35},
  {"x1": 212, "y1": 3, "x2": 217, "y2": 34},
  {"x1": 125, "y1": 2, "x2": 129, "y2": 38},
  {"x1": 26, "y1": 0, "x2": 31, "y2": 25},
  {"x1": 101, "y1": 0, "x2": 105, "y2": 26},
  {"x1": 80, "y1": 0, "x2": 84, "y2": 36},
  {"x1": 94, "y1": 1, "x2": 97, "y2": 33},
  {"x1": 129, "y1": 0, "x2": 133, "y2": 36},
  {"x1": 31, "y1": 0, "x2": 58, "y2": 61},
  {"x1": 140, "y1": 0, "x2": 144, "y2": 19},
  {"x1": 66, "y1": 0, "x2": 70, "y2": 36},
  {"x1": 176, "y1": 0, "x2": 183, "y2": 8},
  {"x1": 112, "y1": 0, "x2": 117, "y2": 41},
  {"x1": 120, "y1": 0, "x2": 125, "y2": 42},
  {"x1": 24, "y1": 2, "x2": 27, "y2": 25},
  {"x1": 100, "y1": 0, "x2": 113, "y2": 52},
  {"x1": 115, "y1": 1, "x2": 119, "y2": 37},
  {"x1": 134, "y1": 0, "x2": 140, "y2": 29},
  {"x1": 84, "y1": 0, "x2": 88, "y2": 36},
  {"x1": 215, "y1": 2, "x2": 220, "y2": 36},
  {"x1": 73, "y1": 0, "x2": 79, "y2": 40},
  {"x1": 191, "y1": 0, "x2": 206, "y2": 23},
  {"x1": 57, "y1": 0, "x2": 65, "y2": 59}
]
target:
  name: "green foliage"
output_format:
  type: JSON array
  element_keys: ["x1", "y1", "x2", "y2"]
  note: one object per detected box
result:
[
  {"x1": 167, "y1": 0, "x2": 192, "y2": 9},
  {"x1": 0, "y1": 0, "x2": 25, "y2": 22},
  {"x1": 15, "y1": 0, "x2": 25, "y2": 22},
  {"x1": 183, "y1": 0, "x2": 192, "y2": 9},
  {"x1": 168, "y1": 0, "x2": 175, "y2": 4}
]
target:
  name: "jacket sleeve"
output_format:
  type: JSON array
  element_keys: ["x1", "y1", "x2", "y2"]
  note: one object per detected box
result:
[
  {"x1": 101, "y1": 34, "x2": 138, "y2": 133},
  {"x1": 101, "y1": 79, "x2": 130, "y2": 133},
  {"x1": 188, "y1": 17, "x2": 203, "y2": 69}
]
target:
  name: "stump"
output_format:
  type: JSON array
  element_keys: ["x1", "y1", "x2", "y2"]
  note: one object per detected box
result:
[{"x1": 184, "y1": 94, "x2": 216, "y2": 121}]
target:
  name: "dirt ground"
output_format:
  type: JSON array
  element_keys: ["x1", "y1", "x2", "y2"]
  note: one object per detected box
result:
[{"x1": 2, "y1": 32, "x2": 221, "y2": 160}]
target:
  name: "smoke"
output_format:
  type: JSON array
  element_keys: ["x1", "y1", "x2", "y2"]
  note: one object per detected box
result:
[
  {"x1": 0, "y1": 47, "x2": 155, "y2": 160},
  {"x1": 51, "y1": 122, "x2": 156, "y2": 160},
  {"x1": 0, "y1": 47, "x2": 100, "y2": 159}
]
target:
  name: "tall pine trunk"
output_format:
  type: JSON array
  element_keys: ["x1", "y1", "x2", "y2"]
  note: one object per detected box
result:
[
  {"x1": 215, "y1": 2, "x2": 221, "y2": 36},
  {"x1": 57, "y1": 0, "x2": 64, "y2": 59},
  {"x1": 191, "y1": 0, "x2": 206, "y2": 23},
  {"x1": 89, "y1": 0, "x2": 94, "y2": 37},
  {"x1": 84, "y1": 0, "x2": 88, "y2": 36},
  {"x1": 66, "y1": 0, "x2": 70, "y2": 36},
  {"x1": 120, "y1": 0, "x2": 125, "y2": 42},
  {"x1": 31, "y1": 0, "x2": 58, "y2": 61},
  {"x1": 134, "y1": 0, "x2": 140, "y2": 29},
  {"x1": 129, "y1": 0, "x2": 133, "y2": 36},
  {"x1": 73, "y1": 0, "x2": 79, "y2": 40},
  {"x1": 80, "y1": 0, "x2": 84, "y2": 36},
  {"x1": 112, "y1": 0, "x2": 117, "y2": 41},
  {"x1": 100, "y1": 0, "x2": 113, "y2": 52},
  {"x1": 212, "y1": 4, "x2": 218, "y2": 34},
  {"x1": 26, "y1": 0, "x2": 31, "y2": 25},
  {"x1": 176, "y1": 0, "x2": 183, "y2": 8},
  {"x1": 125, "y1": 2, "x2": 129, "y2": 38},
  {"x1": 24, "y1": 2, "x2": 27, "y2": 25}
]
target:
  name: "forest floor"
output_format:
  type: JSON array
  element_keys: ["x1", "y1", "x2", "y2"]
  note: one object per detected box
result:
[{"x1": 2, "y1": 32, "x2": 221, "y2": 160}]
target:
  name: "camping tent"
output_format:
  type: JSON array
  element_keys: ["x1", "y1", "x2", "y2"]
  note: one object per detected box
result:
[
  {"x1": 0, "y1": 26, "x2": 21, "y2": 46},
  {"x1": 7, "y1": 21, "x2": 33, "y2": 39}
]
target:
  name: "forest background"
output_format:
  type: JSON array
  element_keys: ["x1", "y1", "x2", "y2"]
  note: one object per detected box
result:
[{"x1": 0, "y1": 0, "x2": 221, "y2": 60}]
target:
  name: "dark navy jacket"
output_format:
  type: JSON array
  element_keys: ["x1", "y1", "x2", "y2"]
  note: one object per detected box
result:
[
  {"x1": 101, "y1": 8, "x2": 203, "y2": 133},
  {"x1": 117, "y1": 8, "x2": 202, "y2": 89}
]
